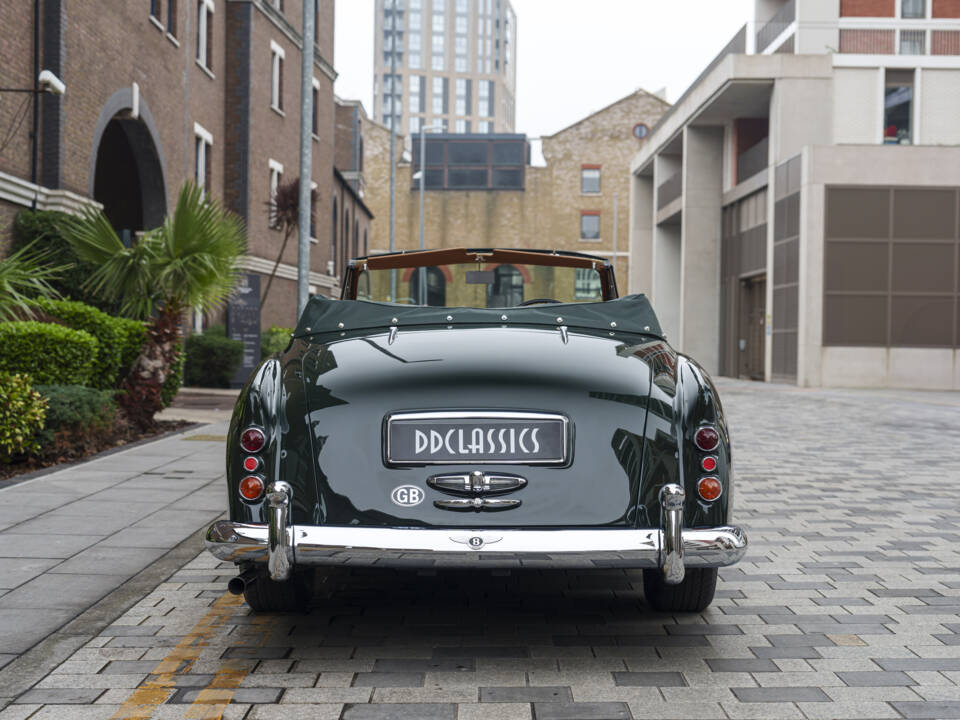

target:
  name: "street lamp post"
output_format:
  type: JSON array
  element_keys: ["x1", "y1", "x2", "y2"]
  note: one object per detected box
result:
[{"x1": 417, "y1": 123, "x2": 443, "y2": 305}]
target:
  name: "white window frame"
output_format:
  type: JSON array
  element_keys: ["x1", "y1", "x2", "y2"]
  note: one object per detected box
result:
[
  {"x1": 196, "y1": 0, "x2": 214, "y2": 72},
  {"x1": 193, "y1": 122, "x2": 213, "y2": 193},
  {"x1": 270, "y1": 39, "x2": 285, "y2": 114},
  {"x1": 269, "y1": 159, "x2": 284, "y2": 228},
  {"x1": 309, "y1": 180, "x2": 318, "y2": 243}
]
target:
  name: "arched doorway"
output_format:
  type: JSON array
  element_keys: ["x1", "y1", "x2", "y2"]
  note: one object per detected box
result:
[{"x1": 90, "y1": 90, "x2": 167, "y2": 243}]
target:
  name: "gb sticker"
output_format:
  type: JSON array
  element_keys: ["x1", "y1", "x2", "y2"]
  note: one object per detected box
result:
[{"x1": 390, "y1": 485, "x2": 424, "y2": 507}]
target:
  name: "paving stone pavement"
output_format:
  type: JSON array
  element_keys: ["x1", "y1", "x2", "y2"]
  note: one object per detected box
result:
[{"x1": 1, "y1": 380, "x2": 960, "y2": 720}]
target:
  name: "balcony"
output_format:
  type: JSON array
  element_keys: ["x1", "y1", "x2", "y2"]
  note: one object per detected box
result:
[
  {"x1": 657, "y1": 173, "x2": 682, "y2": 210},
  {"x1": 736, "y1": 137, "x2": 768, "y2": 184},
  {"x1": 756, "y1": 0, "x2": 795, "y2": 53}
]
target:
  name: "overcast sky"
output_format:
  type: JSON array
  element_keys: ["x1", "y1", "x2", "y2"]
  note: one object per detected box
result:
[{"x1": 333, "y1": 0, "x2": 753, "y2": 138}]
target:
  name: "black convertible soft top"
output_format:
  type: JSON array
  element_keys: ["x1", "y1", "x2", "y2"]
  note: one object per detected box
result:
[{"x1": 294, "y1": 294, "x2": 663, "y2": 338}]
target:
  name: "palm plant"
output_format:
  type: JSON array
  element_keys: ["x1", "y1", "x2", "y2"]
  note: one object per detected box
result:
[
  {"x1": 0, "y1": 242, "x2": 65, "y2": 321},
  {"x1": 62, "y1": 182, "x2": 247, "y2": 426},
  {"x1": 261, "y1": 177, "x2": 315, "y2": 307}
]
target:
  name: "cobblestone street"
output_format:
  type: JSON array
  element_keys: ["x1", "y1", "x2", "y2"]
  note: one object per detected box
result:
[{"x1": 2, "y1": 379, "x2": 960, "y2": 720}]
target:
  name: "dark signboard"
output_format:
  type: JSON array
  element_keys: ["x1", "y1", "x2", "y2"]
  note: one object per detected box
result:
[{"x1": 226, "y1": 273, "x2": 261, "y2": 388}]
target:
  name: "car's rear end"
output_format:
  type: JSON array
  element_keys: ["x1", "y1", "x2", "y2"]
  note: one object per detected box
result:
[{"x1": 206, "y1": 291, "x2": 746, "y2": 612}]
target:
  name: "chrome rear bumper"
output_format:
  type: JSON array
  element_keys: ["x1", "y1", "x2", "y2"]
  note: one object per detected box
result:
[{"x1": 206, "y1": 521, "x2": 747, "y2": 570}]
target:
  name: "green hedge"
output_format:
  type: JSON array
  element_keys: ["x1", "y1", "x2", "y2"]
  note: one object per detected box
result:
[
  {"x1": 184, "y1": 325, "x2": 243, "y2": 388},
  {"x1": 0, "y1": 372, "x2": 47, "y2": 460},
  {"x1": 261, "y1": 325, "x2": 293, "y2": 358},
  {"x1": 0, "y1": 322, "x2": 98, "y2": 386},
  {"x1": 115, "y1": 318, "x2": 148, "y2": 383},
  {"x1": 34, "y1": 384, "x2": 117, "y2": 456},
  {"x1": 33, "y1": 298, "x2": 125, "y2": 389}
]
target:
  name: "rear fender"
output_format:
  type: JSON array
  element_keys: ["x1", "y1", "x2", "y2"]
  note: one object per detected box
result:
[{"x1": 227, "y1": 341, "x2": 319, "y2": 525}]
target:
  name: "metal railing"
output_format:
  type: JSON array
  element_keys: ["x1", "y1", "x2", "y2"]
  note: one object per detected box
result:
[
  {"x1": 756, "y1": 0, "x2": 795, "y2": 53},
  {"x1": 657, "y1": 173, "x2": 682, "y2": 211},
  {"x1": 736, "y1": 137, "x2": 768, "y2": 185}
]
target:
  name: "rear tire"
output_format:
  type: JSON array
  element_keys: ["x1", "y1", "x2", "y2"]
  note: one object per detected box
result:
[
  {"x1": 642, "y1": 567, "x2": 717, "y2": 613},
  {"x1": 242, "y1": 572, "x2": 308, "y2": 613}
]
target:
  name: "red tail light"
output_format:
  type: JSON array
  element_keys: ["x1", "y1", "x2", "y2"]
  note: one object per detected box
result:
[
  {"x1": 694, "y1": 427, "x2": 719, "y2": 452},
  {"x1": 697, "y1": 476, "x2": 722, "y2": 501},
  {"x1": 701, "y1": 456, "x2": 717, "y2": 472},
  {"x1": 243, "y1": 456, "x2": 261, "y2": 472},
  {"x1": 240, "y1": 427, "x2": 265, "y2": 453},
  {"x1": 239, "y1": 475, "x2": 264, "y2": 501}
]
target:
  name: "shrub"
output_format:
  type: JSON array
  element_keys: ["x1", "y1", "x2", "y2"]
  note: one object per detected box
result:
[
  {"x1": 0, "y1": 372, "x2": 47, "y2": 460},
  {"x1": 161, "y1": 342, "x2": 185, "y2": 407},
  {"x1": 11, "y1": 210, "x2": 109, "y2": 310},
  {"x1": 261, "y1": 325, "x2": 293, "y2": 358},
  {"x1": 115, "y1": 318, "x2": 148, "y2": 382},
  {"x1": 0, "y1": 322, "x2": 98, "y2": 386},
  {"x1": 184, "y1": 325, "x2": 243, "y2": 388},
  {"x1": 33, "y1": 298, "x2": 125, "y2": 390},
  {"x1": 34, "y1": 384, "x2": 117, "y2": 458}
]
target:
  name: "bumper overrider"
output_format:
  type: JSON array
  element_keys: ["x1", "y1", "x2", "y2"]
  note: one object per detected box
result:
[{"x1": 206, "y1": 483, "x2": 747, "y2": 584}]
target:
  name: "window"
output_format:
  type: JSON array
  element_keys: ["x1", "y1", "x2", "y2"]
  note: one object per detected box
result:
[
  {"x1": 884, "y1": 69, "x2": 913, "y2": 144},
  {"x1": 409, "y1": 52, "x2": 421, "y2": 68},
  {"x1": 330, "y1": 195, "x2": 338, "y2": 275},
  {"x1": 574, "y1": 268, "x2": 602, "y2": 300},
  {"x1": 268, "y1": 159, "x2": 283, "y2": 228},
  {"x1": 410, "y1": 267, "x2": 447, "y2": 306},
  {"x1": 151, "y1": 0, "x2": 161, "y2": 20},
  {"x1": 455, "y1": 77, "x2": 469, "y2": 117},
  {"x1": 902, "y1": 0, "x2": 925, "y2": 17},
  {"x1": 409, "y1": 32, "x2": 421, "y2": 51},
  {"x1": 580, "y1": 212, "x2": 601, "y2": 240},
  {"x1": 166, "y1": 0, "x2": 177, "y2": 35},
  {"x1": 455, "y1": 15, "x2": 467, "y2": 33},
  {"x1": 487, "y1": 265, "x2": 524, "y2": 307},
  {"x1": 194, "y1": 123, "x2": 213, "y2": 193},
  {"x1": 309, "y1": 181, "x2": 318, "y2": 240},
  {"x1": 432, "y1": 32, "x2": 445, "y2": 70},
  {"x1": 581, "y1": 167, "x2": 601, "y2": 194},
  {"x1": 410, "y1": 11, "x2": 420, "y2": 29},
  {"x1": 432, "y1": 76, "x2": 445, "y2": 115},
  {"x1": 478, "y1": 80, "x2": 489, "y2": 116},
  {"x1": 409, "y1": 75, "x2": 423, "y2": 113},
  {"x1": 455, "y1": 119, "x2": 470, "y2": 133},
  {"x1": 196, "y1": 0, "x2": 213, "y2": 71},
  {"x1": 271, "y1": 0, "x2": 283, "y2": 12},
  {"x1": 270, "y1": 40, "x2": 284, "y2": 111},
  {"x1": 311, "y1": 78, "x2": 319, "y2": 135},
  {"x1": 432, "y1": 12, "x2": 445, "y2": 31},
  {"x1": 478, "y1": 120, "x2": 490, "y2": 133},
  {"x1": 900, "y1": 29, "x2": 925, "y2": 54},
  {"x1": 410, "y1": 116, "x2": 421, "y2": 134}
]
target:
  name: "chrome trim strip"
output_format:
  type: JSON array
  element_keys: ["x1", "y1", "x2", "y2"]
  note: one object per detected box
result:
[
  {"x1": 385, "y1": 410, "x2": 571, "y2": 466},
  {"x1": 205, "y1": 522, "x2": 747, "y2": 571},
  {"x1": 265, "y1": 481, "x2": 293, "y2": 581},
  {"x1": 659, "y1": 483, "x2": 686, "y2": 585}
]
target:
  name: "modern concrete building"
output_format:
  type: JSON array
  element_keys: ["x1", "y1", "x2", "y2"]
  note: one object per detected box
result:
[
  {"x1": 372, "y1": 0, "x2": 517, "y2": 135},
  {"x1": 630, "y1": 0, "x2": 960, "y2": 390},
  {"x1": 364, "y1": 89, "x2": 669, "y2": 287}
]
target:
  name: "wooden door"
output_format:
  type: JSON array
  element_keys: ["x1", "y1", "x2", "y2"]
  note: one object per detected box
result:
[{"x1": 737, "y1": 276, "x2": 766, "y2": 381}]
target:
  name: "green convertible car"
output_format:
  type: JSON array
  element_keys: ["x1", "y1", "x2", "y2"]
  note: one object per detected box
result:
[{"x1": 205, "y1": 248, "x2": 747, "y2": 612}]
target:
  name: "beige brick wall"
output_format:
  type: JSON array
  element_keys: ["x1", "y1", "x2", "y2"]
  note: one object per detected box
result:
[{"x1": 363, "y1": 90, "x2": 668, "y2": 293}]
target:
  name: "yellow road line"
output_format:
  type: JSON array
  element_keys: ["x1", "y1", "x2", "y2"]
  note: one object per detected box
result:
[{"x1": 112, "y1": 592, "x2": 244, "y2": 720}]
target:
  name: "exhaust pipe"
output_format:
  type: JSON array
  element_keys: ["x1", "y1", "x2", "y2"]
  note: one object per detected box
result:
[{"x1": 228, "y1": 567, "x2": 260, "y2": 595}]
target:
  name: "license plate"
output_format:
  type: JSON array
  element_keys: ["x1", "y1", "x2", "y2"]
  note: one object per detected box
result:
[{"x1": 386, "y1": 411, "x2": 569, "y2": 465}]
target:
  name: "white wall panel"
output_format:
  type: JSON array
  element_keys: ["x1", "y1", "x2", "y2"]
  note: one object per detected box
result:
[
  {"x1": 833, "y1": 67, "x2": 879, "y2": 144},
  {"x1": 920, "y1": 69, "x2": 960, "y2": 145}
]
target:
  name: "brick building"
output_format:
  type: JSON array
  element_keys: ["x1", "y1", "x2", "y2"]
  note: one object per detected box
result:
[
  {"x1": 0, "y1": 0, "x2": 359, "y2": 329},
  {"x1": 363, "y1": 89, "x2": 669, "y2": 289},
  {"x1": 630, "y1": 0, "x2": 960, "y2": 389}
]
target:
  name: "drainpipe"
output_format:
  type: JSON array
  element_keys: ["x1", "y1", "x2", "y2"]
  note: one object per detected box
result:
[{"x1": 30, "y1": 0, "x2": 40, "y2": 209}]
